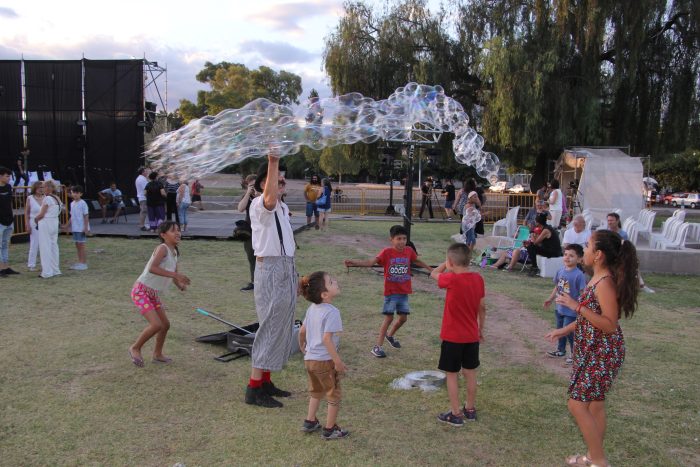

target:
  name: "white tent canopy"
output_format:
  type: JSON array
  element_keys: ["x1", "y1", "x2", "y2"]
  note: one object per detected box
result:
[{"x1": 555, "y1": 147, "x2": 644, "y2": 221}]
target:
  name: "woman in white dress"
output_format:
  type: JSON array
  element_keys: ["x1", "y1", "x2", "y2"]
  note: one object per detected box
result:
[
  {"x1": 34, "y1": 180, "x2": 62, "y2": 278},
  {"x1": 24, "y1": 181, "x2": 45, "y2": 271}
]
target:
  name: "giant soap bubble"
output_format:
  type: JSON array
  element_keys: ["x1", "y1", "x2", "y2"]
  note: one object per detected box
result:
[{"x1": 146, "y1": 83, "x2": 499, "y2": 180}]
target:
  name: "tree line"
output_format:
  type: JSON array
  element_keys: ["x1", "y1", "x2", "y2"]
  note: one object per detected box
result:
[{"x1": 173, "y1": 0, "x2": 700, "y2": 189}]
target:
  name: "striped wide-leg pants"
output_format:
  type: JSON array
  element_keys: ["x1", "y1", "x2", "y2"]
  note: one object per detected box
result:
[{"x1": 251, "y1": 256, "x2": 298, "y2": 371}]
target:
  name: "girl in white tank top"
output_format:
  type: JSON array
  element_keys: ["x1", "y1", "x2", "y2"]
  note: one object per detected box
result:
[{"x1": 128, "y1": 221, "x2": 191, "y2": 367}]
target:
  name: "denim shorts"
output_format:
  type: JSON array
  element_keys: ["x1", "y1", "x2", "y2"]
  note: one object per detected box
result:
[
  {"x1": 72, "y1": 231, "x2": 87, "y2": 243},
  {"x1": 382, "y1": 294, "x2": 410, "y2": 315},
  {"x1": 464, "y1": 228, "x2": 476, "y2": 246},
  {"x1": 444, "y1": 200, "x2": 454, "y2": 209}
]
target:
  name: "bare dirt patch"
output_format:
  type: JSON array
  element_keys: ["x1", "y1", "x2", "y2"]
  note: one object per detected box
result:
[
  {"x1": 485, "y1": 292, "x2": 571, "y2": 379},
  {"x1": 325, "y1": 234, "x2": 388, "y2": 256}
]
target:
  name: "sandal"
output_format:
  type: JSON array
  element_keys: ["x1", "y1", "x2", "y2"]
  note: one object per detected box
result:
[
  {"x1": 128, "y1": 349, "x2": 144, "y2": 368},
  {"x1": 565, "y1": 454, "x2": 590, "y2": 466},
  {"x1": 152, "y1": 356, "x2": 173, "y2": 364}
]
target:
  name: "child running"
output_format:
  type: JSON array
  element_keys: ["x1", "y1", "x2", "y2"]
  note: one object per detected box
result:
[
  {"x1": 543, "y1": 244, "x2": 585, "y2": 364},
  {"x1": 430, "y1": 243, "x2": 485, "y2": 427},
  {"x1": 128, "y1": 221, "x2": 190, "y2": 367},
  {"x1": 63, "y1": 185, "x2": 90, "y2": 270},
  {"x1": 344, "y1": 225, "x2": 432, "y2": 358},
  {"x1": 298, "y1": 271, "x2": 349, "y2": 440},
  {"x1": 545, "y1": 230, "x2": 639, "y2": 467}
]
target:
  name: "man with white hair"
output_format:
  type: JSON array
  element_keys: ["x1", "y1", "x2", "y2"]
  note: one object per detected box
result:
[{"x1": 561, "y1": 215, "x2": 591, "y2": 248}]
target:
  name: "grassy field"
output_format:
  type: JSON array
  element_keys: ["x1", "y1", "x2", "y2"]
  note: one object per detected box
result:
[{"x1": 1, "y1": 222, "x2": 699, "y2": 466}]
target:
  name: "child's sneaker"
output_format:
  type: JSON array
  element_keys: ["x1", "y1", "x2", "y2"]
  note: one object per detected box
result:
[
  {"x1": 565, "y1": 357, "x2": 573, "y2": 365},
  {"x1": 437, "y1": 411, "x2": 464, "y2": 427},
  {"x1": 322, "y1": 424, "x2": 349, "y2": 440},
  {"x1": 385, "y1": 335, "x2": 401, "y2": 349},
  {"x1": 462, "y1": 407, "x2": 477, "y2": 421},
  {"x1": 371, "y1": 345, "x2": 387, "y2": 358},
  {"x1": 301, "y1": 418, "x2": 321, "y2": 433},
  {"x1": 547, "y1": 350, "x2": 566, "y2": 358}
]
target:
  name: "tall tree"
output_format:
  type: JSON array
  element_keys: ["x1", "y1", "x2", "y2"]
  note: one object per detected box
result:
[
  {"x1": 323, "y1": 0, "x2": 700, "y2": 178},
  {"x1": 177, "y1": 62, "x2": 302, "y2": 123}
]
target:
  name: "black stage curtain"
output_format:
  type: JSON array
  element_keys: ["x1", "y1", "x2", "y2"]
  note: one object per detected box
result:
[
  {"x1": 84, "y1": 59, "x2": 144, "y2": 197},
  {"x1": 0, "y1": 61, "x2": 23, "y2": 169},
  {"x1": 24, "y1": 60, "x2": 83, "y2": 184}
]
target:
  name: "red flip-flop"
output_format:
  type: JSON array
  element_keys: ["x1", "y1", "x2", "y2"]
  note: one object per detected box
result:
[{"x1": 128, "y1": 349, "x2": 144, "y2": 368}]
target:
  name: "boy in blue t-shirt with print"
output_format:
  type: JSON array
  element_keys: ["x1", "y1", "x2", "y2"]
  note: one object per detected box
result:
[
  {"x1": 543, "y1": 243, "x2": 585, "y2": 364},
  {"x1": 344, "y1": 225, "x2": 432, "y2": 358}
]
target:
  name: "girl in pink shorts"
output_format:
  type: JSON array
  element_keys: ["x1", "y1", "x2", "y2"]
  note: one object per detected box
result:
[{"x1": 128, "y1": 221, "x2": 190, "y2": 367}]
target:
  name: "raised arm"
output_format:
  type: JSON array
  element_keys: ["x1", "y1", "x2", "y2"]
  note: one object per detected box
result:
[
  {"x1": 430, "y1": 261, "x2": 448, "y2": 281},
  {"x1": 413, "y1": 258, "x2": 433, "y2": 272},
  {"x1": 237, "y1": 185, "x2": 254, "y2": 212},
  {"x1": 344, "y1": 257, "x2": 379, "y2": 268},
  {"x1": 263, "y1": 153, "x2": 279, "y2": 211}
]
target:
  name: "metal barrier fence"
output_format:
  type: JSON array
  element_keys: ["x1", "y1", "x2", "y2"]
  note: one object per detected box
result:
[
  {"x1": 326, "y1": 186, "x2": 537, "y2": 222},
  {"x1": 11, "y1": 186, "x2": 70, "y2": 237}
]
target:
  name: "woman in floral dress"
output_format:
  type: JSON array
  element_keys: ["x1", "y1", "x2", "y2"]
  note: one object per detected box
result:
[{"x1": 546, "y1": 230, "x2": 640, "y2": 467}]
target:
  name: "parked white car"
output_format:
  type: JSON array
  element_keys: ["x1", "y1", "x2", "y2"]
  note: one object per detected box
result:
[
  {"x1": 672, "y1": 193, "x2": 699, "y2": 208},
  {"x1": 508, "y1": 184, "x2": 526, "y2": 193}
]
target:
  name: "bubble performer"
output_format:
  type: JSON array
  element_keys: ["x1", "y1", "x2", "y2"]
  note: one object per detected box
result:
[{"x1": 146, "y1": 83, "x2": 499, "y2": 179}]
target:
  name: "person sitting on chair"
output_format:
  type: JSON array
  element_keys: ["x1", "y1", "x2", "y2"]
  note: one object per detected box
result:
[{"x1": 99, "y1": 182, "x2": 125, "y2": 223}]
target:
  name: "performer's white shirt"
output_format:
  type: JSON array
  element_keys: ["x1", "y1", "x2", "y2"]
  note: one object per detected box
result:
[
  {"x1": 250, "y1": 196, "x2": 295, "y2": 257},
  {"x1": 135, "y1": 174, "x2": 148, "y2": 202}
]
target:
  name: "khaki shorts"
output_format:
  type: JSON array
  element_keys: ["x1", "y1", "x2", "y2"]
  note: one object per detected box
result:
[{"x1": 305, "y1": 360, "x2": 342, "y2": 402}]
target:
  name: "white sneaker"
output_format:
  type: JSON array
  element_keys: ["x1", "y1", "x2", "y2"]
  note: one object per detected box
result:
[
  {"x1": 642, "y1": 285, "x2": 655, "y2": 293},
  {"x1": 75, "y1": 263, "x2": 88, "y2": 271},
  {"x1": 69, "y1": 264, "x2": 80, "y2": 270}
]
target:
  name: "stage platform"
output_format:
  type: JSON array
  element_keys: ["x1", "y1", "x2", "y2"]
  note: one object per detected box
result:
[{"x1": 87, "y1": 209, "x2": 311, "y2": 239}]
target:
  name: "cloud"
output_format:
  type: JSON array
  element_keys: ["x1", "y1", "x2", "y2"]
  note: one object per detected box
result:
[
  {"x1": 239, "y1": 40, "x2": 316, "y2": 64},
  {"x1": 0, "y1": 7, "x2": 19, "y2": 18},
  {"x1": 245, "y1": 0, "x2": 343, "y2": 33}
]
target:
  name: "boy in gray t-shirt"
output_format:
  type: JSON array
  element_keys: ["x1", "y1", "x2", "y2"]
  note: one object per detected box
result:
[{"x1": 298, "y1": 271, "x2": 349, "y2": 440}]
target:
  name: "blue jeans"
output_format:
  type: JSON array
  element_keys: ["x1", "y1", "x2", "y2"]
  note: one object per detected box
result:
[
  {"x1": 178, "y1": 202, "x2": 190, "y2": 225},
  {"x1": 0, "y1": 223, "x2": 13, "y2": 264},
  {"x1": 556, "y1": 311, "x2": 576, "y2": 353}
]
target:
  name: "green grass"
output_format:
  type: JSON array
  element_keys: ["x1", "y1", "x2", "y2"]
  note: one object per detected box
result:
[{"x1": 1, "y1": 223, "x2": 698, "y2": 466}]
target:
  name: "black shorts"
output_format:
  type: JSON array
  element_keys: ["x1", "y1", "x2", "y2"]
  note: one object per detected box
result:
[
  {"x1": 438, "y1": 341, "x2": 480, "y2": 372},
  {"x1": 191, "y1": 194, "x2": 202, "y2": 202}
]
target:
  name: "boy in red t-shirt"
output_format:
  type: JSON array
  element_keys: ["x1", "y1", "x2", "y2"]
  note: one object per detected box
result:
[
  {"x1": 344, "y1": 225, "x2": 432, "y2": 358},
  {"x1": 430, "y1": 243, "x2": 486, "y2": 427}
]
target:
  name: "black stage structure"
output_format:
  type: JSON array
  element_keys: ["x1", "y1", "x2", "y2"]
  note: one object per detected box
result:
[{"x1": 0, "y1": 59, "x2": 165, "y2": 197}]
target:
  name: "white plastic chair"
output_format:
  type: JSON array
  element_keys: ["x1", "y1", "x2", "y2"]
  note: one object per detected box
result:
[
  {"x1": 42, "y1": 171, "x2": 53, "y2": 181},
  {"x1": 672, "y1": 209, "x2": 687, "y2": 222},
  {"x1": 28, "y1": 171, "x2": 39, "y2": 184},
  {"x1": 650, "y1": 217, "x2": 680, "y2": 248},
  {"x1": 652, "y1": 219, "x2": 682, "y2": 249},
  {"x1": 659, "y1": 223, "x2": 690, "y2": 250},
  {"x1": 492, "y1": 206, "x2": 520, "y2": 238}
]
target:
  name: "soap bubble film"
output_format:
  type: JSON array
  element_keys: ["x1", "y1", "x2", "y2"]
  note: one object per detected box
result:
[{"x1": 146, "y1": 83, "x2": 499, "y2": 179}]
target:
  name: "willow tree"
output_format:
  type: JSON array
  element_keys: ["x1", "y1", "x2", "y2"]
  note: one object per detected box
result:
[{"x1": 323, "y1": 0, "x2": 460, "y2": 176}]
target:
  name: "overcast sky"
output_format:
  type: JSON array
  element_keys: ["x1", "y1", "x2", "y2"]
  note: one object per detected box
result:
[{"x1": 0, "y1": 0, "x2": 353, "y2": 112}]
